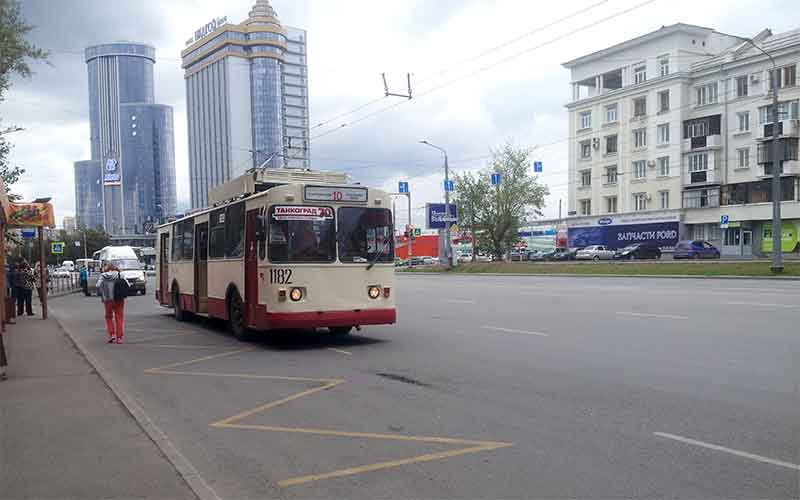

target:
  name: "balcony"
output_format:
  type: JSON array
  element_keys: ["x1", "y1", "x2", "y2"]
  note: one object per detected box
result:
[
  {"x1": 682, "y1": 134, "x2": 721, "y2": 152},
  {"x1": 758, "y1": 120, "x2": 800, "y2": 141},
  {"x1": 684, "y1": 167, "x2": 717, "y2": 186},
  {"x1": 759, "y1": 160, "x2": 800, "y2": 177}
]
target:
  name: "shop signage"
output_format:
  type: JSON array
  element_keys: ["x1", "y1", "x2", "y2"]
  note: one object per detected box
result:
[
  {"x1": 569, "y1": 221, "x2": 680, "y2": 250},
  {"x1": 304, "y1": 185, "x2": 367, "y2": 203},
  {"x1": 761, "y1": 222, "x2": 798, "y2": 253},
  {"x1": 103, "y1": 158, "x2": 121, "y2": 186},
  {"x1": 426, "y1": 203, "x2": 458, "y2": 230},
  {"x1": 8, "y1": 203, "x2": 55, "y2": 228}
]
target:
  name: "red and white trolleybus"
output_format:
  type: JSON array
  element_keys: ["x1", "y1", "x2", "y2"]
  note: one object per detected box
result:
[{"x1": 155, "y1": 169, "x2": 396, "y2": 339}]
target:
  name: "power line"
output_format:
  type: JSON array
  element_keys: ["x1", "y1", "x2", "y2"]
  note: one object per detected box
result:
[{"x1": 309, "y1": 0, "x2": 662, "y2": 144}]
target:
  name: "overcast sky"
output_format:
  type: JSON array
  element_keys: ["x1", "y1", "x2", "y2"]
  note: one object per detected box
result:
[{"x1": 2, "y1": 0, "x2": 798, "y2": 227}]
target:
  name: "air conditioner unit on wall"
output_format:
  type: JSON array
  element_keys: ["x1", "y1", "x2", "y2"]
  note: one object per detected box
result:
[
  {"x1": 645, "y1": 193, "x2": 652, "y2": 201},
  {"x1": 647, "y1": 160, "x2": 657, "y2": 168},
  {"x1": 750, "y1": 74, "x2": 760, "y2": 84},
  {"x1": 592, "y1": 138, "x2": 600, "y2": 150}
]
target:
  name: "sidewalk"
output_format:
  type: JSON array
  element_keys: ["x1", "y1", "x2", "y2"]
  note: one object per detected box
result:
[{"x1": 0, "y1": 315, "x2": 195, "y2": 499}]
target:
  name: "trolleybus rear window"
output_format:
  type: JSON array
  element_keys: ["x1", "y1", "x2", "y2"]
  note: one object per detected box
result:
[
  {"x1": 337, "y1": 208, "x2": 394, "y2": 263},
  {"x1": 268, "y1": 206, "x2": 336, "y2": 263}
]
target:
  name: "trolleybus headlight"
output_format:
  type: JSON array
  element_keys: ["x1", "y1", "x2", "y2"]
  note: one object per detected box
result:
[
  {"x1": 290, "y1": 287, "x2": 303, "y2": 301},
  {"x1": 368, "y1": 286, "x2": 381, "y2": 299}
]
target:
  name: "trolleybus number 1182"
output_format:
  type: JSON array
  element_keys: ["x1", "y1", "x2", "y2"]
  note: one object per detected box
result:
[{"x1": 269, "y1": 268, "x2": 293, "y2": 285}]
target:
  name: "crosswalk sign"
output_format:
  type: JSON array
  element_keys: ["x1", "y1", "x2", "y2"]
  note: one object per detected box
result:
[{"x1": 51, "y1": 242, "x2": 65, "y2": 254}]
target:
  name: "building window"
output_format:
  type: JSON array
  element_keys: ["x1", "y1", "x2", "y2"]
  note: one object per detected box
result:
[
  {"x1": 633, "y1": 160, "x2": 647, "y2": 179},
  {"x1": 687, "y1": 121, "x2": 707, "y2": 138},
  {"x1": 634, "y1": 64, "x2": 647, "y2": 84},
  {"x1": 659, "y1": 190, "x2": 670, "y2": 209},
  {"x1": 737, "y1": 147, "x2": 750, "y2": 168},
  {"x1": 634, "y1": 193, "x2": 648, "y2": 211},
  {"x1": 605, "y1": 103, "x2": 618, "y2": 123},
  {"x1": 606, "y1": 196, "x2": 617, "y2": 214},
  {"x1": 737, "y1": 111, "x2": 750, "y2": 132},
  {"x1": 657, "y1": 123, "x2": 670, "y2": 144},
  {"x1": 759, "y1": 100, "x2": 800, "y2": 124},
  {"x1": 683, "y1": 188, "x2": 719, "y2": 208},
  {"x1": 658, "y1": 90, "x2": 670, "y2": 112},
  {"x1": 579, "y1": 111, "x2": 592, "y2": 130},
  {"x1": 633, "y1": 128, "x2": 646, "y2": 148},
  {"x1": 688, "y1": 153, "x2": 708, "y2": 172},
  {"x1": 633, "y1": 96, "x2": 647, "y2": 117},
  {"x1": 768, "y1": 64, "x2": 797, "y2": 90},
  {"x1": 605, "y1": 165, "x2": 618, "y2": 184},
  {"x1": 693, "y1": 224, "x2": 706, "y2": 240},
  {"x1": 696, "y1": 82, "x2": 718, "y2": 106},
  {"x1": 605, "y1": 134, "x2": 618, "y2": 154},
  {"x1": 580, "y1": 170, "x2": 592, "y2": 187},
  {"x1": 657, "y1": 156, "x2": 670, "y2": 176},
  {"x1": 580, "y1": 199, "x2": 591, "y2": 216},
  {"x1": 659, "y1": 57, "x2": 669, "y2": 77},
  {"x1": 580, "y1": 140, "x2": 591, "y2": 159},
  {"x1": 736, "y1": 75, "x2": 748, "y2": 97}
]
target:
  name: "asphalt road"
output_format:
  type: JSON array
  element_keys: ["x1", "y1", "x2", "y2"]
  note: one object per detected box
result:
[{"x1": 50, "y1": 275, "x2": 800, "y2": 499}]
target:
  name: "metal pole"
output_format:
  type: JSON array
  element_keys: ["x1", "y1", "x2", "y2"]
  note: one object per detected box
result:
[
  {"x1": 444, "y1": 152, "x2": 452, "y2": 268},
  {"x1": 38, "y1": 229, "x2": 47, "y2": 319},
  {"x1": 559, "y1": 199, "x2": 562, "y2": 221},
  {"x1": 407, "y1": 192, "x2": 413, "y2": 258},
  {"x1": 83, "y1": 230, "x2": 88, "y2": 259},
  {"x1": 770, "y1": 65, "x2": 783, "y2": 272}
]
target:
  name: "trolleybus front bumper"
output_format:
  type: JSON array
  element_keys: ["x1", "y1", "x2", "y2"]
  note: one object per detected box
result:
[{"x1": 257, "y1": 307, "x2": 396, "y2": 330}]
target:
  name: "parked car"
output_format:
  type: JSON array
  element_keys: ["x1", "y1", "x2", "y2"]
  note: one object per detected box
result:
[
  {"x1": 475, "y1": 253, "x2": 492, "y2": 262},
  {"x1": 422, "y1": 256, "x2": 436, "y2": 265},
  {"x1": 543, "y1": 247, "x2": 580, "y2": 261},
  {"x1": 407, "y1": 256, "x2": 426, "y2": 266},
  {"x1": 673, "y1": 240, "x2": 721, "y2": 259},
  {"x1": 458, "y1": 252, "x2": 473, "y2": 263},
  {"x1": 614, "y1": 242, "x2": 662, "y2": 260},
  {"x1": 527, "y1": 249, "x2": 546, "y2": 261},
  {"x1": 509, "y1": 250, "x2": 526, "y2": 262},
  {"x1": 576, "y1": 245, "x2": 615, "y2": 261},
  {"x1": 51, "y1": 268, "x2": 72, "y2": 279},
  {"x1": 395, "y1": 258, "x2": 407, "y2": 267}
]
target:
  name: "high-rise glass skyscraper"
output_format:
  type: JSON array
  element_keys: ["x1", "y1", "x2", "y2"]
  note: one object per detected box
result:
[
  {"x1": 182, "y1": 0, "x2": 310, "y2": 209},
  {"x1": 74, "y1": 42, "x2": 177, "y2": 235}
]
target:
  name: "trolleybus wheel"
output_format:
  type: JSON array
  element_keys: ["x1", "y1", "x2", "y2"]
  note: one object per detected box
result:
[
  {"x1": 173, "y1": 288, "x2": 187, "y2": 322},
  {"x1": 329, "y1": 326, "x2": 353, "y2": 336},
  {"x1": 228, "y1": 292, "x2": 249, "y2": 340}
]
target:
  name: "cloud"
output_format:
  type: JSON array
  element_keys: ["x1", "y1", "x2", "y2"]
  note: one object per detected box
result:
[{"x1": 2, "y1": 0, "x2": 797, "y2": 226}]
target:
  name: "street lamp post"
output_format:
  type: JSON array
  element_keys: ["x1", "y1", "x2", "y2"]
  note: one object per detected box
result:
[
  {"x1": 738, "y1": 36, "x2": 783, "y2": 272},
  {"x1": 420, "y1": 140, "x2": 453, "y2": 268}
]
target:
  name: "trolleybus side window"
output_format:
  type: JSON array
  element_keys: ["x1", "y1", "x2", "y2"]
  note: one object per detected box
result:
[
  {"x1": 268, "y1": 205, "x2": 336, "y2": 263},
  {"x1": 209, "y1": 208, "x2": 226, "y2": 259},
  {"x1": 225, "y1": 203, "x2": 245, "y2": 258},
  {"x1": 337, "y1": 208, "x2": 394, "y2": 263},
  {"x1": 172, "y1": 219, "x2": 194, "y2": 261}
]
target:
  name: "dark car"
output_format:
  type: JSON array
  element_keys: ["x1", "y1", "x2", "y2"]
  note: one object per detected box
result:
[
  {"x1": 673, "y1": 240, "x2": 721, "y2": 259},
  {"x1": 614, "y1": 242, "x2": 662, "y2": 260},
  {"x1": 527, "y1": 250, "x2": 546, "y2": 261},
  {"x1": 550, "y1": 247, "x2": 580, "y2": 261}
]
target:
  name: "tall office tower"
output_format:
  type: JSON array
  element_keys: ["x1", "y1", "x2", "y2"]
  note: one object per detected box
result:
[
  {"x1": 182, "y1": 0, "x2": 311, "y2": 209},
  {"x1": 73, "y1": 42, "x2": 177, "y2": 235}
]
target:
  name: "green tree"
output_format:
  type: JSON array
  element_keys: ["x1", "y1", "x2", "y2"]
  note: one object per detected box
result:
[{"x1": 453, "y1": 143, "x2": 549, "y2": 260}]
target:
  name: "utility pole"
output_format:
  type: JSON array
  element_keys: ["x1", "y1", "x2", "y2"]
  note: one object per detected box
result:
[
  {"x1": 559, "y1": 199, "x2": 562, "y2": 222},
  {"x1": 83, "y1": 230, "x2": 88, "y2": 259},
  {"x1": 420, "y1": 140, "x2": 453, "y2": 268},
  {"x1": 738, "y1": 36, "x2": 783, "y2": 272}
]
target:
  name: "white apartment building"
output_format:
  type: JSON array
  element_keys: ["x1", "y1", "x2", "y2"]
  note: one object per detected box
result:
[{"x1": 564, "y1": 23, "x2": 800, "y2": 256}]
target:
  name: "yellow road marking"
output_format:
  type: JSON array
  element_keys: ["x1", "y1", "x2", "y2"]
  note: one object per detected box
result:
[
  {"x1": 278, "y1": 442, "x2": 512, "y2": 488},
  {"x1": 131, "y1": 344, "x2": 237, "y2": 349},
  {"x1": 327, "y1": 347, "x2": 353, "y2": 356},
  {"x1": 127, "y1": 331, "x2": 199, "y2": 344},
  {"x1": 145, "y1": 346, "x2": 511, "y2": 487}
]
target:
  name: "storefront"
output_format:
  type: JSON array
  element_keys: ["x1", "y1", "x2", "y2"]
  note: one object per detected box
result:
[
  {"x1": 567, "y1": 211, "x2": 681, "y2": 250},
  {"x1": 721, "y1": 222, "x2": 754, "y2": 257},
  {"x1": 758, "y1": 220, "x2": 799, "y2": 254}
]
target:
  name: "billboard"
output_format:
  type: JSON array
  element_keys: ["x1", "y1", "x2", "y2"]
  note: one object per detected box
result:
[
  {"x1": 103, "y1": 158, "x2": 121, "y2": 186},
  {"x1": 426, "y1": 203, "x2": 457, "y2": 230},
  {"x1": 569, "y1": 219, "x2": 679, "y2": 249},
  {"x1": 7, "y1": 202, "x2": 55, "y2": 227}
]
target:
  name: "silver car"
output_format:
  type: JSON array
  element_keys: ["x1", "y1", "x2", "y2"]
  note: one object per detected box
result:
[{"x1": 575, "y1": 245, "x2": 615, "y2": 261}]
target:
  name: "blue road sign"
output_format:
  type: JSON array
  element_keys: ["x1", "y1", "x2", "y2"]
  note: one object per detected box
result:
[
  {"x1": 491, "y1": 173, "x2": 501, "y2": 185},
  {"x1": 444, "y1": 179, "x2": 454, "y2": 192},
  {"x1": 398, "y1": 181, "x2": 409, "y2": 193},
  {"x1": 533, "y1": 161, "x2": 543, "y2": 173},
  {"x1": 21, "y1": 228, "x2": 36, "y2": 238},
  {"x1": 720, "y1": 215, "x2": 729, "y2": 228}
]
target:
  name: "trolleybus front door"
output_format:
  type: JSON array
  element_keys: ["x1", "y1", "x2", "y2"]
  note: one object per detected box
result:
[
  {"x1": 194, "y1": 222, "x2": 209, "y2": 313},
  {"x1": 159, "y1": 232, "x2": 169, "y2": 305},
  {"x1": 245, "y1": 210, "x2": 259, "y2": 327}
]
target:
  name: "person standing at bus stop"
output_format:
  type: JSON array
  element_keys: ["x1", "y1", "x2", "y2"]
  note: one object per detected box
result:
[
  {"x1": 79, "y1": 265, "x2": 89, "y2": 296},
  {"x1": 15, "y1": 260, "x2": 34, "y2": 317},
  {"x1": 97, "y1": 263, "x2": 126, "y2": 343}
]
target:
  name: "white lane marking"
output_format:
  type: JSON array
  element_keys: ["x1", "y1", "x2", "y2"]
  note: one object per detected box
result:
[
  {"x1": 654, "y1": 432, "x2": 800, "y2": 471},
  {"x1": 327, "y1": 347, "x2": 353, "y2": 356},
  {"x1": 723, "y1": 301, "x2": 798, "y2": 309},
  {"x1": 519, "y1": 291, "x2": 570, "y2": 297},
  {"x1": 481, "y1": 326, "x2": 549, "y2": 337},
  {"x1": 441, "y1": 298, "x2": 477, "y2": 304},
  {"x1": 616, "y1": 311, "x2": 689, "y2": 320}
]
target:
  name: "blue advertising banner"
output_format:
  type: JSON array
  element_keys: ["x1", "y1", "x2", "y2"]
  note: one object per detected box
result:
[
  {"x1": 569, "y1": 221, "x2": 679, "y2": 249},
  {"x1": 426, "y1": 203, "x2": 458, "y2": 229}
]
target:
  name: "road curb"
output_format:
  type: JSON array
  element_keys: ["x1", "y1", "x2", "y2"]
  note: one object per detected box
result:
[
  {"x1": 51, "y1": 309, "x2": 220, "y2": 500},
  {"x1": 397, "y1": 271, "x2": 800, "y2": 280}
]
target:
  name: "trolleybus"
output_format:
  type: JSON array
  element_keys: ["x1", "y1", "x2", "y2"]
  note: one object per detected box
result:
[{"x1": 155, "y1": 169, "x2": 396, "y2": 339}]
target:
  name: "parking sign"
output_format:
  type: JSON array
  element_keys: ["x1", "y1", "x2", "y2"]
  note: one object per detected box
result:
[{"x1": 720, "y1": 215, "x2": 729, "y2": 229}]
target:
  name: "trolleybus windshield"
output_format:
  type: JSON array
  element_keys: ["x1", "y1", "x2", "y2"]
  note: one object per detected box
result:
[{"x1": 337, "y1": 207, "x2": 394, "y2": 263}]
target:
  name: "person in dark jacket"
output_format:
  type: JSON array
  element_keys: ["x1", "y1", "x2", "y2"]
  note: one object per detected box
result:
[
  {"x1": 15, "y1": 260, "x2": 35, "y2": 316},
  {"x1": 97, "y1": 262, "x2": 125, "y2": 343}
]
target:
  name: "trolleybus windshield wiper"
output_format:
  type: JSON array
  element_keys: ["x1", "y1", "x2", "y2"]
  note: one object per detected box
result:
[{"x1": 366, "y1": 241, "x2": 388, "y2": 270}]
